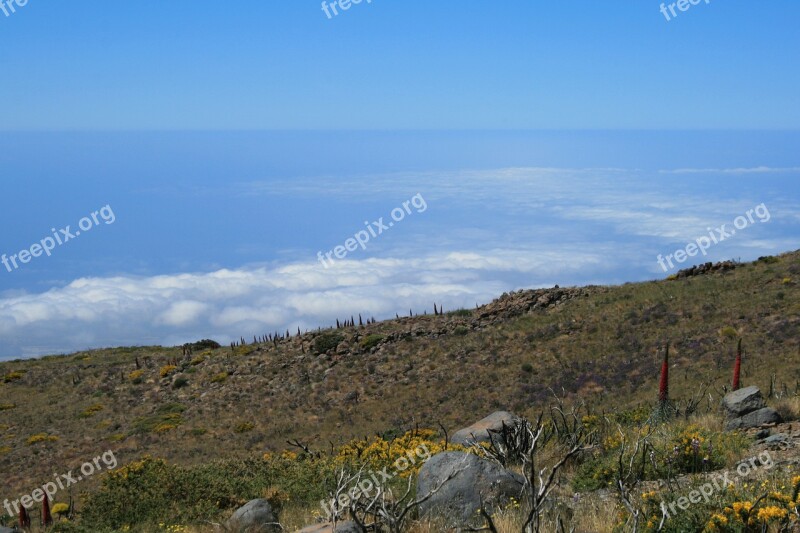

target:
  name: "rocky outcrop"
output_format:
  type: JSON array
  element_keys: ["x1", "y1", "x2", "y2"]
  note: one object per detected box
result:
[
  {"x1": 675, "y1": 260, "x2": 738, "y2": 279},
  {"x1": 451, "y1": 411, "x2": 521, "y2": 445},
  {"x1": 226, "y1": 499, "x2": 280, "y2": 533},
  {"x1": 417, "y1": 451, "x2": 525, "y2": 527},
  {"x1": 722, "y1": 387, "x2": 781, "y2": 430},
  {"x1": 477, "y1": 286, "x2": 594, "y2": 322}
]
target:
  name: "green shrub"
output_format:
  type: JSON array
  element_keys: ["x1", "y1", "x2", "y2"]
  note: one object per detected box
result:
[
  {"x1": 80, "y1": 455, "x2": 336, "y2": 530},
  {"x1": 453, "y1": 325, "x2": 469, "y2": 336},
  {"x1": 573, "y1": 422, "x2": 750, "y2": 492},
  {"x1": 521, "y1": 363, "x2": 533, "y2": 373},
  {"x1": 313, "y1": 332, "x2": 344, "y2": 354},
  {"x1": 360, "y1": 334, "x2": 385, "y2": 350},
  {"x1": 189, "y1": 339, "x2": 221, "y2": 351},
  {"x1": 172, "y1": 376, "x2": 189, "y2": 389}
]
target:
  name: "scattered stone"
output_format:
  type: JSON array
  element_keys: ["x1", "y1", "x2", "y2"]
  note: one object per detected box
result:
[
  {"x1": 451, "y1": 411, "x2": 521, "y2": 445},
  {"x1": 761, "y1": 433, "x2": 793, "y2": 449},
  {"x1": 755, "y1": 428, "x2": 771, "y2": 440},
  {"x1": 417, "y1": 451, "x2": 525, "y2": 527},
  {"x1": 226, "y1": 499, "x2": 280, "y2": 533}
]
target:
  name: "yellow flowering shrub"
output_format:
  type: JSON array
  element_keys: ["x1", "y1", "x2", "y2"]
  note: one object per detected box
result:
[
  {"x1": 2, "y1": 371, "x2": 24, "y2": 383},
  {"x1": 51, "y1": 502, "x2": 69, "y2": 516},
  {"x1": 26, "y1": 433, "x2": 59, "y2": 445},
  {"x1": 210, "y1": 372, "x2": 228, "y2": 383},
  {"x1": 333, "y1": 429, "x2": 468, "y2": 477},
  {"x1": 159, "y1": 365, "x2": 177, "y2": 378},
  {"x1": 80, "y1": 403, "x2": 105, "y2": 418}
]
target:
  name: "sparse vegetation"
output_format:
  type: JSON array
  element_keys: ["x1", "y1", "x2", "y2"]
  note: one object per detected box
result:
[{"x1": 132, "y1": 403, "x2": 186, "y2": 434}]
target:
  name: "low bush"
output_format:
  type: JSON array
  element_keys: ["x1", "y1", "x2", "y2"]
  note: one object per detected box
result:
[
  {"x1": 360, "y1": 334, "x2": 385, "y2": 350},
  {"x1": 313, "y1": 332, "x2": 344, "y2": 354}
]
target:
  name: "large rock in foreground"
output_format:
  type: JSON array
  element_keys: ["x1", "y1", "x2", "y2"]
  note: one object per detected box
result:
[
  {"x1": 722, "y1": 386, "x2": 766, "y2": 417},
  {"x1": 417, "y1": 451, "x2": 525, "y2": 527},
  {"x1": 722, "y1": 387, "x2": 781, "y2": 430},
  {"x1": 226, "y1": 499, "x2": 280, "y2": 532},
  {"x1": 726, "y1": 407, "x2": 782, "y2": 430},
  {"x1": 451, "y1": 411, "x2": 521, "y2": 445}
]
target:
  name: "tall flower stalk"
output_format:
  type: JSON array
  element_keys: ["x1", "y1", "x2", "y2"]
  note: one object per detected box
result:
[
  {"x1": 19, "y1": 504, "x2": 30, "y2": 529},
  {"x1": 658, "y1": 343, "x2": 670, "y2": 404},
  {"x1": 42, "y1": 494, "x2": 53, "y2": 527},
  {"x1": 732, "y1": 338, "x2": 742, "y2": 391}
]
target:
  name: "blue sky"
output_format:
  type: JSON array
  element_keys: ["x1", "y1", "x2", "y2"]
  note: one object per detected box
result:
[
  {"x1": 0, "y1": 3, "x2": 798, "y2": 358},
  {"x1": 0, "y1": 1, "x2": 799, "y2": 129}
]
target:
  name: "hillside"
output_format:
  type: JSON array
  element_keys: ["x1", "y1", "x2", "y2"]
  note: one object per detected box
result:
[{"x1": 1, "y1": 250, "x2": 798, "y2": 508}]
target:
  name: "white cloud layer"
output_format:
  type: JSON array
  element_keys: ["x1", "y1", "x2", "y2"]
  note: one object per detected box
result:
[
  {"x1": 2, "y1": 167, "x2": 796, "y2": 360},
  {"x1": 0, "y1": 248, "x2": 605, "y2": 359}
]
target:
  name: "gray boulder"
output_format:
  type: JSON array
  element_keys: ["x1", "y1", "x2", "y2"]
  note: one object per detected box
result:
[
  {"x1": 227, "y1": 499, "x2": 280, "y2": 532},
  {"x1": 726, "y1": 407, "x2": 782, "y2": 430},
  {"x1": 722, "y1": 386, "x2": 766, "y2": 417},
  {"x1": 451, "y1": 411, "x2": 521, "y2": 445},
  {"x1": 0, "y1": 527, "x2": 16, "y2": 533},
  {"x1": 295, "y1": 522, "x2": 361, "y2": 533},
  {"x1": 417, "y1": 451, "x2": 525, "y2": 527},
  {"x1": 722, "y1": 387, "x2": 781, "y2": 430}
]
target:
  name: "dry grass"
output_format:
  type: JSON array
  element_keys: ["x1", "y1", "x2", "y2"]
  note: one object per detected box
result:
[{"x1": 774, "y1": 395, "x2": 800, "y2": 422}]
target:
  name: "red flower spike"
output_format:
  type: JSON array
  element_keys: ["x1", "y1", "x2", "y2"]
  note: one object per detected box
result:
[
  {"x1": 732, "y1": 338, "x2": 742, "y2": 391},
  {"x1": 19, "y1": 504, "x2": 31, "y2": 528},
  {"x1": 658, "y1": 343, "x2": 669, "y2": 404},
  {"x1": 42, "y1": 494, "x2": 53, "y2": 527}
]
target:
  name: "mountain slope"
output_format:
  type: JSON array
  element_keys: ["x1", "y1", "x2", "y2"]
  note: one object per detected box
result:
[{"x1": 1, "y1": 251, "x2": 798, "y2": 499}]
